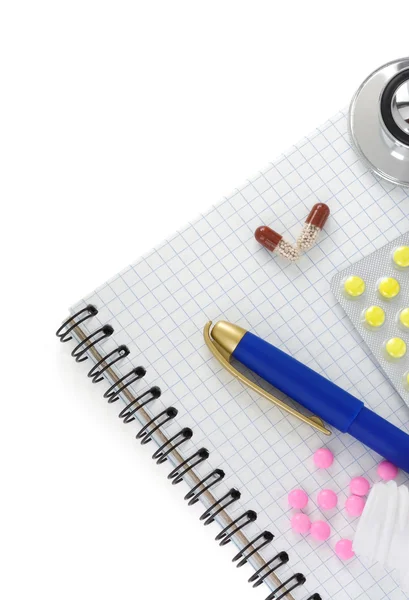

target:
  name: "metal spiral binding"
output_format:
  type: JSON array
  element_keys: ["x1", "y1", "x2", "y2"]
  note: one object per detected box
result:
[
  {"x1": 200, "y1": 488, "x2": 241, "y2": 526},
  {"x1": 265, "y1": 574, "x2": 307, "y2": 600},
  {"x1": 233, "y1": 531, "x2": 274, "y2": 568},
  {"x1": 152, "y1": 428, "x2": 193, "y2": 465},
  {"x1": 167, "y1": 448, "x2": 209, "y2": 485},
  {"x1": 118, "y1": 386, "x2": 162, "y2": 423},
  {"x1": 104, "y1": 366, "x2": 146, "y2": 403},
  {"x1": 216, "y1": 510, "x2": 257, "y2": 546},
  {"x1": 71, "y1": 325, "x2": 113, "y2": 362},
  {"x1": 136, "y1": 407, "x2": 178, "y2": 445},
  {"x1": 184, "y1": 468, "x2": 225, "y2": 506},
  {"x1": 249, "y1": 551, "x2": 289, "y2": 588},
  {"x1": 56, "y1": 311, "x2": 313, "y2": 600},
  {"x1": 88, "y1": 345, "x2": 130, "y2": 383},
  {"x1": 56, "y1": 305, "x2": 98, "y2": 342}
]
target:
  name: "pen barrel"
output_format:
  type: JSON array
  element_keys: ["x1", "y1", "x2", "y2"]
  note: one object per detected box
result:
[
  {"x1": 234, "y1": 332, "x2": 364, "y2": 432},
  {"x1": 349, "y1": 408, "x2": 409, "y2": 473},
  {"x1": 234, "y1": 332, "x2": 409, "y2": 474}
]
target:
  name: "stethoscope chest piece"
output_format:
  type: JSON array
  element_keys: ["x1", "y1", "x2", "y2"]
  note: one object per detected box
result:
[{"x1": 349, "y1": 58, "x2": 409, "y2": 187}]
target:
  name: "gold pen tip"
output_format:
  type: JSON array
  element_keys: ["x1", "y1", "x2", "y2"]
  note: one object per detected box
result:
[{"x1": 211, "y1": 321, "x2": 247, "y2": 357}]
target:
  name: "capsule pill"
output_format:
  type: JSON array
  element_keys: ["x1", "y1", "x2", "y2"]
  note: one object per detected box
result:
[
  {"x1": 255, "y1": 226, "x2": 300, "y2": 262},
  {"x1": 297, "y1": 203, "x2": 330, "y2": 251}
]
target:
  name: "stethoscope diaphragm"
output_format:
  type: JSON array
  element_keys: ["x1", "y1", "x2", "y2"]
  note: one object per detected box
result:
[{"x1": 349, "y1": 58, "x2": 409, "y2": 187}]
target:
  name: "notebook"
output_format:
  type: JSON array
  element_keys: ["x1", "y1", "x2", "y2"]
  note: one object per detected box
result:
[{"x1": 57, "y1": 107, "x2": 409, "y2": 600}]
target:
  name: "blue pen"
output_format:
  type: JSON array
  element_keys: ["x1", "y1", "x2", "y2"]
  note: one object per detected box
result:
[{"x1": 205, "y1": 321, "x2": 409, "y2": 474}]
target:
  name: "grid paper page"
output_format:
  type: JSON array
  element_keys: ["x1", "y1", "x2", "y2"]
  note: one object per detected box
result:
[{"x1": 71, "y1": 109, "x2": 409, "y2": 600}]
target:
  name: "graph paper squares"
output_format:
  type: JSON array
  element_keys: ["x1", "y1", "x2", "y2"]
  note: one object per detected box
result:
[{"x1": 71, "y1": 110, "x2": 409, "y2": 600}]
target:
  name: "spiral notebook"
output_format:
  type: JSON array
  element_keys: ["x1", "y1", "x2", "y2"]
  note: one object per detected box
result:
[{"x1": 57, "y1": 108, "x2": 409, "y2": 600}]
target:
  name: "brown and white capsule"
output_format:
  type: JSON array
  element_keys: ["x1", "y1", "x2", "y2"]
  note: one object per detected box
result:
[
  {"x1": 255, "y1": 226, "x2": 300, "y2": 262},
  {"x1": 297, "y1": 203, "x2": 330, "y2": 251}
]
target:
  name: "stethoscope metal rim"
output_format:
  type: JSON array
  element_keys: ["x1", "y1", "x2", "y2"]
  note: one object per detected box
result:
[{"x1": 349, "y1": 58, "x2": 409, "y2": 188}]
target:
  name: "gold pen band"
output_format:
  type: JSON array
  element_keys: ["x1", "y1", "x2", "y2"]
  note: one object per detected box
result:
[{"x1": 204, "y1": 321, "x2": 331, "y2": 436}]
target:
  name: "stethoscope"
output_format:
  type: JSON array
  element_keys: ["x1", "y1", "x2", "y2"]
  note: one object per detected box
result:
[{"x1": 350, "y1": 58, "x2": 409, "y2": 187}]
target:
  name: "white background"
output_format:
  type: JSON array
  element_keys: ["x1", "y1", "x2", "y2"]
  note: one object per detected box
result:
[{"x1": 1, "y1": 2, "x2": 408, "y2": 599}]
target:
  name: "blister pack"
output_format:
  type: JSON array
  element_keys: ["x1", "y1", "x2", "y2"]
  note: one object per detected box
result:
[{"x1": 331, "y1": 232, "x2": 409, "y2": 404}]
